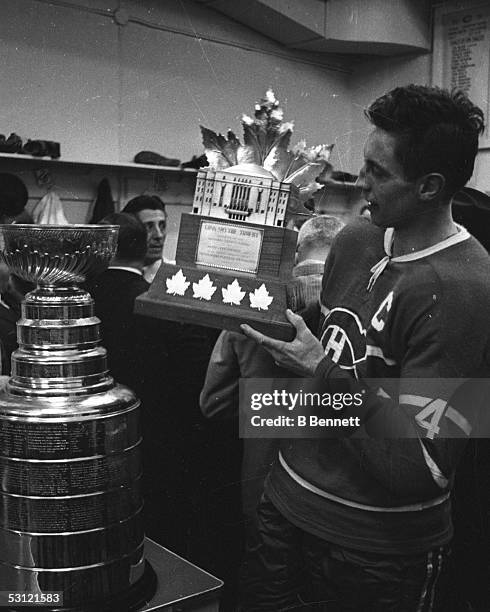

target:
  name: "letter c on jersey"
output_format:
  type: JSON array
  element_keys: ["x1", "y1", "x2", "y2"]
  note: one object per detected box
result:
[{"x1": 371, "y1": 291, "x2": 394, "y2": 332}]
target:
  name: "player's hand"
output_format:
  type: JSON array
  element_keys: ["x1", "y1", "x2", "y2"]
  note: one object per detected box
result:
[{"x1": 240, "y1": 309, "x2": 326, "y2": 376}]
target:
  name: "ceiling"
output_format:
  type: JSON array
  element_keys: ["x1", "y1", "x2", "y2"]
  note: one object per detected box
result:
[{"x1": 195, "y1": 0, "x2": 432, "y2": 56}]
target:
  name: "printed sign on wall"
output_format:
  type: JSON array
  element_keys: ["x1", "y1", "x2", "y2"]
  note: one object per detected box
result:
[{"x1": 433, "y1": 2, "x2": 490, "y2": 148}]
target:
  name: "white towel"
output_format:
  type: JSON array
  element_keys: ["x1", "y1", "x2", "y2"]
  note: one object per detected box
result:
[{"x1": 31, "y1": 191, "x2": 69, "y2": 224}]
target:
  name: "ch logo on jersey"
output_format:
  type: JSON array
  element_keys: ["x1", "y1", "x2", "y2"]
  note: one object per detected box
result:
[
  {"x1": 320, "y1": 291, "x2": 395, "y2": 374},
  {"x1": 320, "y1": 308, "x2": 367, "y2": 372}
]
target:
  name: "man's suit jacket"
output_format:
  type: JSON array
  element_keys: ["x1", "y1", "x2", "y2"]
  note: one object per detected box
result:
[
  {"x1": 88, "y1": 268, "x2": 216, "y2": 554},
  {"x1": 87, "y1": 268, "x2": 165, "y2": 395},
  {"x1": 87, "y1": 268, "x2": 211, "y2": 414}
]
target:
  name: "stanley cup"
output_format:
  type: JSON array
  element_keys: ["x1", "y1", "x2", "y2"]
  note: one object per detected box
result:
[{"x1": 0, "y1": 225, "x2": 154, "y2": 611}]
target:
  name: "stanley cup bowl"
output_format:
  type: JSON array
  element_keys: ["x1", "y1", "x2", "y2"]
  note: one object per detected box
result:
[{"x1": 0, "y1": 223, "x2": 118, "y2": 285}]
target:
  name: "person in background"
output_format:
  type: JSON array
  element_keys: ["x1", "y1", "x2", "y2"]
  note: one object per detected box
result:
[
  {"x1": 446, "y1": 187, "x2": 490, "y2": 612},
  {"x1": 289, "y1": 215, "x2": 345, "y2": 313},
  {"x1": 0, "y1": 173, "x2": 30, "y2": 375},
  {"x1": 87, "y1": 212, "x2": 160, "y2": 393},
  {"x1": 93, "y1": 210, "x2": 214, "y2": 555},
  {"x1": 199, "y1": 214, "x2": 345, "y2": 609},
  {"x1": 122, "y1": 194, "x2": 168, "y2": 283},
  {"x1": 0, "y1": 173, "x2": 28, "y2": 224},
  {"x1": 122, "y1": 195, "x2": 220, "y2": 545},
  {"x1": 87, "y1": 212, "x2": 189, "y2": 551},
  {"x1": 240, "y1": 84, "x2": 490, "y2": 611},
  {"x1": 0, "y1": 264, "x2": 14, "y2": 375},
  {"x1": 0, "y1": 271, "x2": 33, "y2": 375}
]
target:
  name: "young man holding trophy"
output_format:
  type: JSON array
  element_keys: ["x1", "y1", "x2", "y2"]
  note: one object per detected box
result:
[{"x1": 240, "y1": 85, "x2": 490, "y2": 611}]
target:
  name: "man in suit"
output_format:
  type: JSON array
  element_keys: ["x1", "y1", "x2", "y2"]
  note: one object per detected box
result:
[
  {"x1": 88, "y1": 212, "x2": 185, "y2": 547},
  {"x1": 122, "y1": 195, "x2": 168, "y2": 283},
  {"x1": 90, "y1": 212, "x2": 213, "y2": 555},
  {"x1": 88, "y1": 212, "x2": 163, "y2": 393}
]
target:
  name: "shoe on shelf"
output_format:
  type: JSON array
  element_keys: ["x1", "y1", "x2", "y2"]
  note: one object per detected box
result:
[
  {"x1": 0, "y1": 133, "x2": 23, "y2": 154},
  {"x1": 23, "y1": 140, "x2": 61, "y2": 159}
]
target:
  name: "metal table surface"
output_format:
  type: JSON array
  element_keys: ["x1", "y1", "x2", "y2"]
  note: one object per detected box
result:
[{"x1": 139, "y1": 538, "x2": 223, "y2": 611}]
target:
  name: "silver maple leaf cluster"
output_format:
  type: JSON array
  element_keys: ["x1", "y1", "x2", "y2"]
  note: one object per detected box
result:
[{"x1": 200, "y1": 89, "x2": 334, "y2": 209}]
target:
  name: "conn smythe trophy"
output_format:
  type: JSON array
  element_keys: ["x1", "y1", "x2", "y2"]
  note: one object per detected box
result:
[
  {"x1": 137, "y1": 163, "x2": 298, "y2": 340},
  {"x1": 136, "y1": 90, "x2": 333, "y2": 340}
]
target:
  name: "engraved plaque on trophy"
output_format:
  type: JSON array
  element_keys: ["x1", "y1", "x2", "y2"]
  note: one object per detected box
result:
[
  {"x1": 195, "y1": 219, "x2": 263, "y2": 273},
  {"x1": 135, "y1": 90, "x2": 333, "y2": 340}
]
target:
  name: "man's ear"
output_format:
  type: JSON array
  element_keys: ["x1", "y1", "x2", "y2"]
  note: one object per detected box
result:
[{"x1": 418, "y1": 173, "x2": 446, "y2": 202}]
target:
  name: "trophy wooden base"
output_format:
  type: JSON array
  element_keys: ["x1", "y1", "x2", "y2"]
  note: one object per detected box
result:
[{"x1": 134, "y1": 262, "x2": 295, "y2": 341}]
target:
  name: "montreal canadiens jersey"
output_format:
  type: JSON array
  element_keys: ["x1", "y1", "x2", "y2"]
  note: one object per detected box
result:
[{"x1": 267, "y1": 217, "x2": 490, "y2": 554}]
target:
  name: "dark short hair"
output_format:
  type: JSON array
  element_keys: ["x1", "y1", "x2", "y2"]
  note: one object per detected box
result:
[
  {"x1": 100, "y1": 212, "x2": 147, "y2": 261},
  {"x1": 365, "y1": 85, "x2": 485, "y2": 196},
  {"x1": 122, "y1": 195, "x2": 166, "y2": 216},
  {"x1": 0, "y1": 173, "x2": 28, "y2": 218}
]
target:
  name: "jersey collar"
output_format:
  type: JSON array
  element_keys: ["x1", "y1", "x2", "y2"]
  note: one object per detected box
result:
[
  {"x1": 384, "y1": 224, "x2": 470, "y2": 262},
  {"x1": 367, "y1": 224, "x2": 470, "y2": 292}
]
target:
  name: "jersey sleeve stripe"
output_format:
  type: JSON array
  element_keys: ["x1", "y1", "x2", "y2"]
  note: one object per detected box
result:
[
  {"x1": 445, "y1": 406, "x2": 472, "y2": 436},
  {"x1": 366, "y1": 344, "x2": 397, "y2": 366},
  {"x1": 400, "y1": 394, "x2": 431, "y2": 407},
  {"x1": 419, "y1": 440, "x2": 449, "y2": 489}
]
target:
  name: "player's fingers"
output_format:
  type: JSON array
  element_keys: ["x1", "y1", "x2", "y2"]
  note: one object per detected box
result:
[
  {"x1": 285, "y1": 309, "x2": 308, "y2": 334},
  {"x1": 240, "y1": 324, "x2": 284, "y2": 352},
  {"x1": 240, "y1": 323, "x2": 263, "y2": 343}
]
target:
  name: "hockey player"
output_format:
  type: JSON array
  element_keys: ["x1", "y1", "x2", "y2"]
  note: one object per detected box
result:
[{"x1": 240, "y1": 85, "x2": 490, "y2": 611}]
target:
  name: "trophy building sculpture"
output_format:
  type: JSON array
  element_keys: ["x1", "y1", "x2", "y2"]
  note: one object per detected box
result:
[
  {"x1": 136, "y1": 90, "x2": 333, "y2": 340},
  {"x1": 0, "y1": 225, "x2": 155, "y2": 611}
]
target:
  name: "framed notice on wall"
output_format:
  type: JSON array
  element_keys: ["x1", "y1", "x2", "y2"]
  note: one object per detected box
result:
[{"x1": 432, "y1": 2, "x2": 490, "y2": 148}]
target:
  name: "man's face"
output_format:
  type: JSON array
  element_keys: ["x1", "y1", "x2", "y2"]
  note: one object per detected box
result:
[
  {"x1": 357, "y1": 128, "x2": 420, "y2": 229},
  {"x1": 136, "y1": 208, "x2": 167, "y2": 264}
]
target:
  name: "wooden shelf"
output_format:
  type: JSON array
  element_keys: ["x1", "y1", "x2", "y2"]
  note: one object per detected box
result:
[{"x1": 0, "y1": 152, "x2": 198, "y2": 175}]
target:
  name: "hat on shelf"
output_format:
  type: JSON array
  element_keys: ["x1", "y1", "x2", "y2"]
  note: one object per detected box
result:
[{"x1": 134, "y1": 151, "x2": 180, "y2": 167}]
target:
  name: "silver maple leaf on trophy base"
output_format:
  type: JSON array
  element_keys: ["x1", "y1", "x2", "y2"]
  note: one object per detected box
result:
[
  {"x1": 192, "y1": 274, "x2": 217, "y2": 301},
  {"x1": 166, "y1": 269, "x2": 190, "y2": 296},
  {"x1": 222, "y1": 279, "x2": 246, "y2": 305},
  {"x1": 249, "y1": 284, "x2": 274, "y2": 311}
]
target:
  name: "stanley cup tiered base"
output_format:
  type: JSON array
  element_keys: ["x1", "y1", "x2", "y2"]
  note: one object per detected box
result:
[{"x1": 0, "y1": 225, "x2": 155, "y2": 611}]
